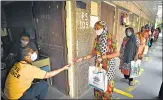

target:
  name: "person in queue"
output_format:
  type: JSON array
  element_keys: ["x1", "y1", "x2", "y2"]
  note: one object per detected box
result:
[
  {"x1": 4, "y1": 48, "x2": 71, "y2": 99},
  {"x1": 73, "y1": 21, "x2": 119, "y2": 99},
  {"x1": 119, "y1": 27, "x2": 140, "y2": 86},
  {"x1": 137, "y1": 26, "x2": 146, "y2": 59},
  {"x1": 144, "y1": 24, "x2": 151, "y2": 47}
]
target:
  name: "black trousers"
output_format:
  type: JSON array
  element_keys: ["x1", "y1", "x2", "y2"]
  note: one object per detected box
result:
[
  {"x1": 149, "y1": 38, "x2": 153, "y2": 47},
  {"x1": 159, "y1": 82, "x2": 163, "y2": 99},
  {"x1": 124, "y1": 74, "x2": 133, "y2": 82}
]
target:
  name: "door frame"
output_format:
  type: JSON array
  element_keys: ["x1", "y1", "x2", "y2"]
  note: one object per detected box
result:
[
  {"x1": 101, "y1": 1, "x2": 116, "y2": 35},
  {"x1": 32, "y1": 1, "x2": 69, "y2": 95}
]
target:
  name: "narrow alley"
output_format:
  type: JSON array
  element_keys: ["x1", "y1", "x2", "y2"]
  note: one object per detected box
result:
[
  {"x1": 44, "y1": 32, "x2": 162, "y2": 99},
  {"x1": 78, "y1": 33, "x2": 162, "y2": 99}
]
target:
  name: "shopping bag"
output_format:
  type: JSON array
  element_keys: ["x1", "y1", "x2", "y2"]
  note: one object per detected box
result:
[
  {"x1": 88, "y1": 66, "x2": 108, "y2": 92},
  {"x1": 130, "y1": 60, "x2": 141, "y2": 78},
  {"x1": 121, "y1": 63, "x2": 131, "y2": 76},
  {"x1": 143, "y1": 46, "x2": 149, "y2": 55}
]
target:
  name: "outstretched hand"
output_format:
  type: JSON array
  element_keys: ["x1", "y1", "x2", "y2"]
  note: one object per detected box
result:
[
  {"x1": 72, "y1": 57, "x2": 83, "y2": 63},
  {"x1": 63, "y1": 63, "x2": 71, "y2": 70}
]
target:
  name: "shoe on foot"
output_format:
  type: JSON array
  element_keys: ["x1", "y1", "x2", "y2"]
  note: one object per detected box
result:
[{"x1": 129, "y1": 81, "x2": 134, "y2": 86}]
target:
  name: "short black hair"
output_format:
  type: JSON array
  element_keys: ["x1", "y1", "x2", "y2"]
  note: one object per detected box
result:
[
  {"x1": 125, "y1": 27, "x2": 134, "y2": 34},
  {"x1": 18, "y1": 48, "x2": 31, "y2": 61},
  {"x1": 20, "y1": 32, "x2": 30, "y2": 39}
]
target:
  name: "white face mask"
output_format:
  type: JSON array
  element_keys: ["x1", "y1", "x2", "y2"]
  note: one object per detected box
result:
[
  {"x1": 96, "y1": 29, "x2": 103, "y2": 36},
  {"x1": 126, "y1": 32, "x2": 132, "y2": 36},
  {"x1": 21, "y1": 40, "x2": 29, "y2": 45},
  {"x1": 31, "y1": 52, "x2": 38, "y2": 61}
]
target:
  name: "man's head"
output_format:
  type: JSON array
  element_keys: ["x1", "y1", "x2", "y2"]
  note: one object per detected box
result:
[
  {"x1": 19, "y1": 48, "x2": 37, "y2": 63},
  {"x1": 20, "y1": 32, "x2": 30, "y2": 47}
]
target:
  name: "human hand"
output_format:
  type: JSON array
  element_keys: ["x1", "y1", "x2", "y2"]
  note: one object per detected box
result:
[
  {"x1": 96, "y1": 57, "x2": 102, "y2": 63},
  {"x1": 134, "y1": 55, "x2": 138, "y2": 61},
  {"x1": 72, "y1": 57, "x2": 83, "y2": 63},
  {"x1": 63, "y1": 63, "x2": 71, "y2": 70}
]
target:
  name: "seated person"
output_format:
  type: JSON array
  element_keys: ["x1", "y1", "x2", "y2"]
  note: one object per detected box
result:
[
  {"x1": 4, "y1": 48, "x2": 71, "y2": 99},
  {"x1": 5, "y1": 32, "x2": 38, "y2": 71},
  {"x1": 5, "y1": 32, "x2": 50, "y2": 83}
]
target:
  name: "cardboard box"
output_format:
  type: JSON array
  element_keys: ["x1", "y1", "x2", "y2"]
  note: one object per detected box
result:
[
  {"x1": 31, "y1": 55, "x2": 52, "y2": 85},
  {"x1": 32, "y1": 57, "x2": 50, "y2": 68}
]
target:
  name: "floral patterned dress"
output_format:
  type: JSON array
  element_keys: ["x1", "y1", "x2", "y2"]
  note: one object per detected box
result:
[
  {"x1": 92, "y1": 33, "x2": 118, "y2": 100},
  {"x1": 119, "y1": 35, "x2": 140, "y2": 75},
  {"x1": 137, "y1": 32, "x2": 146, "y2": 57}
]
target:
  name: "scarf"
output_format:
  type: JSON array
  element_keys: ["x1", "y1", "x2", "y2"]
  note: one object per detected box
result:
[
  {"x1": 96, "y1": 21, "x2": 108, "y2": 58},
  {"x1": 124, "y1": 34, "x2": 137, "y2": 63}
]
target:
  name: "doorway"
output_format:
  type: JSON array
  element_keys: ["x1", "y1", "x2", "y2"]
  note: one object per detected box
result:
[
  {"x1": 101, "y1": 2, "x2": 115, "y2": 34},
  {"x1": 33, "y1": 1, "x2": 69, "y2": 95},
  {"x1": 2, "y1": 1, "x2": 69, "y2": 95}
]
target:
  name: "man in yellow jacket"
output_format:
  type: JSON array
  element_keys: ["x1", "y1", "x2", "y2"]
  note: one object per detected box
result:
[{"x1": 4, "y1": 48, "x2": 71, "y2": 99}]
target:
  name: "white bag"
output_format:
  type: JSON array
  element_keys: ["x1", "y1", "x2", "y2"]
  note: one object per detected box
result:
[
  {"x1": 130, "y1": 60, "x2": 141, "y2": 78},
  {"x1": 88, "y1": 66, "x2": 108, "y2": 92}
]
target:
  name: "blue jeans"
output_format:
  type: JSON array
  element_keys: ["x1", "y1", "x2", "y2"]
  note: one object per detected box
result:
[
  {"x1": 19, "y1": 66, "x2": 50, "y2": 100},
  {"x1": 19, "y1": 80, "x2": 49, "y2": 100},
  {"x1": 40, "y1": 66, "x2": 51, "y2": 72}
]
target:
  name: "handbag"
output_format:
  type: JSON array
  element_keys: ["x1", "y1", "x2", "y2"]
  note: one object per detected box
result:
[
  {"x1": 88, "y1": 64, "x2": 108, "y2": 92},
  {"x1": 130, "y1": 60, "x2": 141, "y2": 78}
]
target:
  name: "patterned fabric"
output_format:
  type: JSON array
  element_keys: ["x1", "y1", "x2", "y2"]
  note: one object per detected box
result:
[
  {"x1": 94, "y1": 80, "x2": 114, "y2": 100},
  {"x1": 137, "y1": 32, "x2": 146, "y2": 56},
  {"x1": 98, "y1": 21, "x2": 108, "y2": 55},
  {"x1": 119, "y1": 35, "x2": 140, "y2": 75},
  {"x1": 92, "y1": 21, "x2": 118, "y2": 99}
]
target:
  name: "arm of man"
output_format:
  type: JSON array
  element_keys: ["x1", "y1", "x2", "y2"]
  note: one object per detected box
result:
[
  {"x1": 31, "y1": 64, "x2": 71, "y2": 79},
  {"x1": 44, "y1": 64, "x2": 70, "y2": 78}
]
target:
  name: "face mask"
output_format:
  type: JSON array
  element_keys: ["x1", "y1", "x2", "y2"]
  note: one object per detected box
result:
[
  {"x1": 30, "y1": 52, "x2": 37, "y2": 61},
  {"x1": 21, "y1": 40, "x2": 29, "y2": 45},
  {"x1": 126, "y1": 32, "x2": 132, "y2": 37},
  {"x1": 96, "y1": 29, "x2": 103, "y2": 35}
]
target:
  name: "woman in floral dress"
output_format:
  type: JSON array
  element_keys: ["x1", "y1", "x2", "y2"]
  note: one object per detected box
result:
[
  {"x1": 137, "y1": 26, "x2": 146, "y2": 59},
  {"x1": 119, "y1": 27, "x2": 140, "y2": 86},
  {"x1": 73, "y1": 21, "x2": 119, "y2": 99}
]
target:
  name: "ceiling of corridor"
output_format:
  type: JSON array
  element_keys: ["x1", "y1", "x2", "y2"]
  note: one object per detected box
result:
[
  {"x1": 134, "y1": 1, "x2": 162, "y2": 21},
  {"x1": 1, "y1": 1, "x2": 162, "y2": 21}
]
